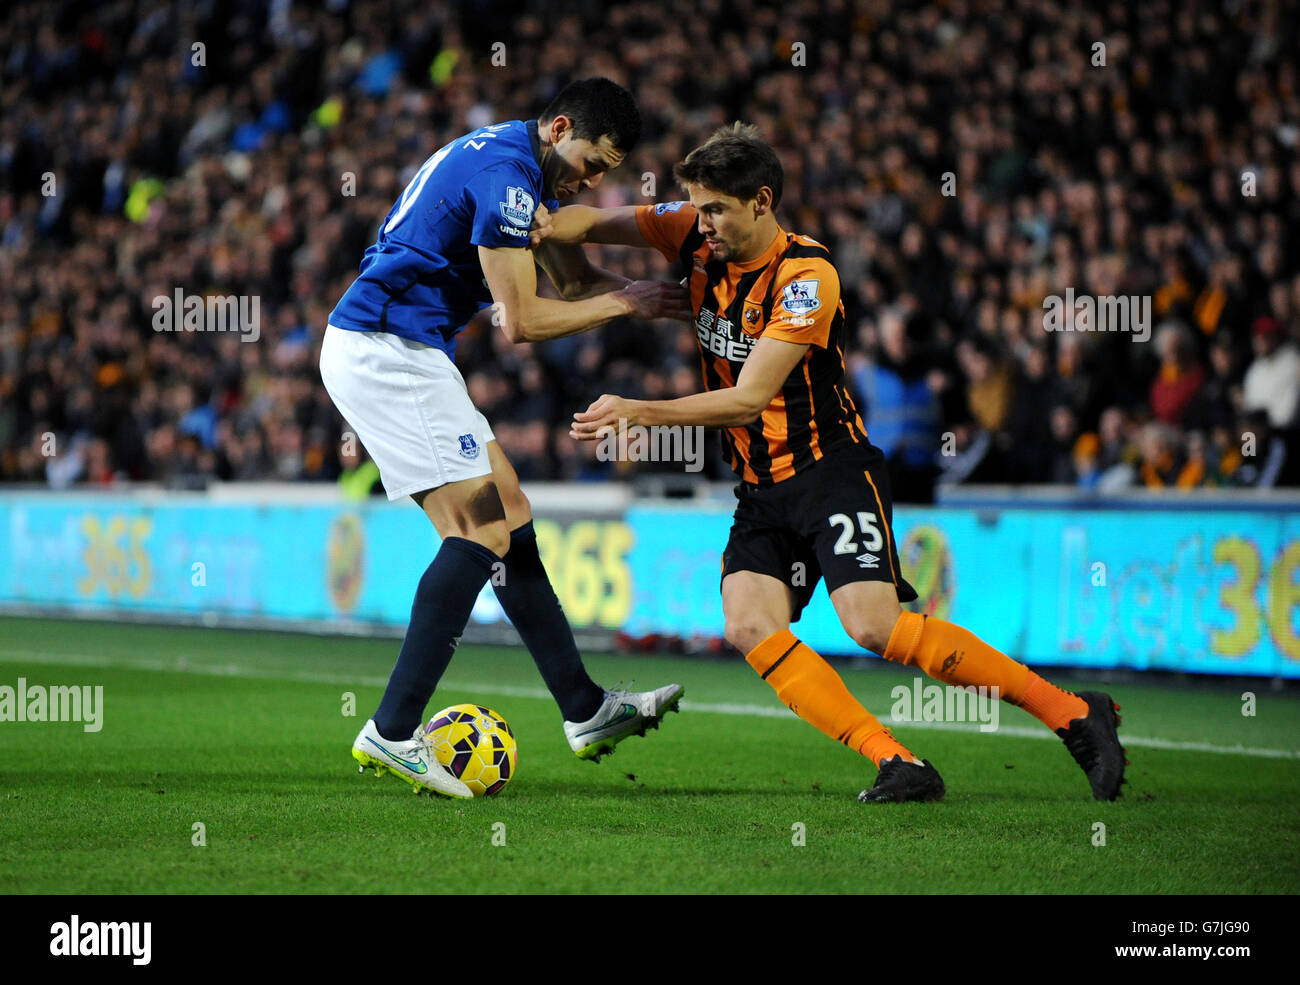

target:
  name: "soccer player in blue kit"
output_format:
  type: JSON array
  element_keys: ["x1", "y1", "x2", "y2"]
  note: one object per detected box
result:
[{"x1": 321, "y1": 79, "x2": 691, "y2": 799}]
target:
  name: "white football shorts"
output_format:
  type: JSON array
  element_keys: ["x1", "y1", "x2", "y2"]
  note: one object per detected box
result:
[{"x1": 319, "y1": 324, "x2": 494, "y2": 499}]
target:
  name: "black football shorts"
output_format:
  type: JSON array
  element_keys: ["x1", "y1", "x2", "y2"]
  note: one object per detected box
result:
[{"x1": 720, "y1": 441, "x2": 918, "y2": 622}]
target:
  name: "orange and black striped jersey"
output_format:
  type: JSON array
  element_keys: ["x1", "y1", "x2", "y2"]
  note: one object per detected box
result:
[{"x1": 636, "y1": 200, "x2": 870, "y2": 486}]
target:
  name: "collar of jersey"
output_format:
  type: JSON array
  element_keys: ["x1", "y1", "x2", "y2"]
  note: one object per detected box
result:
[
  {"x1": 526, "y1": 119, "x2": 543, "y2": 168},
  {"x1": 726, "y1": 227, "x2": 791, "y2": 273}
]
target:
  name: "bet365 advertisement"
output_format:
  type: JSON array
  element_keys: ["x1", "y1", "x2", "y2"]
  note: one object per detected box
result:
[
  {"x1": 0, "y1": 492, "x2": 1296, "y2": 678},
  {"x1": 623, "y1": 503, "x2": 1300, "y2": 677}
]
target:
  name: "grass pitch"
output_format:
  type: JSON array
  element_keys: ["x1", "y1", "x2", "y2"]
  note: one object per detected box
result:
[{"x1": 2, "y1": 616, "x2": 1298, "y2": 894}]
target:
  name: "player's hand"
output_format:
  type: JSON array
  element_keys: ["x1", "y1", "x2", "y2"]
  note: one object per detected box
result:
[
  {"x1": 617, "y1": 280, "x2": 693, "y2": 322},
  {"x1": 571, "y1": 394, "x2": 638, "y2": 441},
  {"x1": 528, "y1": 203, "x2": 553, "y2": 248}
]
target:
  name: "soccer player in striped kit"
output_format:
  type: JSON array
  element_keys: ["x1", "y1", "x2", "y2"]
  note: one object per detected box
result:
[{"x1": 552, "y1": 124, "x2": 1127, "y2": 802}]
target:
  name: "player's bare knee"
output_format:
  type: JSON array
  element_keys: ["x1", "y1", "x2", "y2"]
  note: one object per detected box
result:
[
  {"x1": 845, "y1": 607, "x2": 901, "y2": 656},
  {"x1": 458, "y1": 484, "x2": 509, "y2": 556},
  {"x1": 848, "y1": 625, "x2": 888, "y2": 656},
  {"x1": 482, "y1": 520, "x2": 512, "y2": 558},
  {"x1": 463, "y1": 517, "x2": 510, "y2": 558},
  {"x1": 725, "y1": 615, "x2": 780, "y2": 656},
  {"x1": 501, "y1": 484, "x2": 531, "y2": 526}
]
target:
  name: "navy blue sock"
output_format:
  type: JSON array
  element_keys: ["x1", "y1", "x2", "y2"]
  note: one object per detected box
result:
[
  {"x1": 373, "y1": 536, "x2": 498, "y2": 740},
  {"x1": 494, "y1": 521, "x2": 604, "y2": 722}
]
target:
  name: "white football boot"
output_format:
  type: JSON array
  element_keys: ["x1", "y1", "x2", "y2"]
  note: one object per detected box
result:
[
  {"x1": 352, "y1": 719, "x2": 473, "y2": 799},
  {"x1": 564, "y1": 684, "x2": 685, "y2": 762}
]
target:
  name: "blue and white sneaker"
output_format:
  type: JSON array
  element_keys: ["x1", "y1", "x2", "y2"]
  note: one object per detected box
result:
[
  {"x1": 564, "y1": 684, "x2": 685, "y2": 762},
  {"x1": 352, "y1": 719, "x2": 473, "y2": 799}
]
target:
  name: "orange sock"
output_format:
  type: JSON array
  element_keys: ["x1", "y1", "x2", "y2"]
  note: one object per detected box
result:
[
  {"x1": 883, "y1": 612, "x2": 1086, "y2": 729},
  {"x1": 746, "y1": 629, "x2": 918, "y2": 766},
  {"x1": 1017, "y1": 672, "x2": 1090, "y2": 731}
]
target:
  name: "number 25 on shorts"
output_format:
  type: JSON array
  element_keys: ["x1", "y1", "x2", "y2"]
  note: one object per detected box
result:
[{"x1": 828, "y1": 512, "x2": 883, "y2": 554}]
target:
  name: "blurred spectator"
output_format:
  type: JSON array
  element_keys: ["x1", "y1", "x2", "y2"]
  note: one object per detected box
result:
[
  {"x1": 1005, "y1": 343, "x2": 1060, "y2": 482},
  {"x1": 338, "y1": 439, "x2": 383, "y2": 500},
  {"x1": 1185, "y1": 335, "x2": 1243, "y2": 433},
  {"x1": 1047, "y1": 404, "x2": 1080, "y2": 484},
  {"x1": 1149, "y1": 322, "x2": 1206, "y2": 427},
  {"x1": 1095, "y1": 406, "x2": 1140, "y2": 490},
  {"x1": 1207, "y1": 426, "x2": 1245, "y2": 487},
  {"x1": 1243, "y1": 317, "x2": 1300, "y2": 429},
  {"x1": 1, "y1": 0, "x2": 1297, "y2": 490},
  {"x1": 1137, "y1": 421, "x2": 1196, "y2": 489},
  {"x1": 936, "y1": 421, "x2": 998, "y2": 487},
  {"x1": 1236, "y1": 410, "x2": 1300, "y2": 488},
  {"x1": 958, "y1": 335, "x2": 1015, "y2": 435},
  {"x1": 852, "y1": 310, "x2": 940, "y2": 503},
  {"x1": 1072, "y1": 432, "x2": 1102, "y2": 489}
]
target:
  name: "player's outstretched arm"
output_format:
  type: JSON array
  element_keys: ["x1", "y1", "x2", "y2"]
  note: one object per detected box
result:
[
  {"x1": 479, "y1": 245, "x2": 691, "y2": 343},
  {"x1": 530, "y1": 202, "x2": 697, "y2": 300},
  {"x1": 570, "y1": 336, "x2": 810, "y2": 436},
  {"x1": 538, "y1": 205, "x2": 652, "y2": 247},
  {"x1": 533, "y1": 240, "x2": 632, "y2": 301}
]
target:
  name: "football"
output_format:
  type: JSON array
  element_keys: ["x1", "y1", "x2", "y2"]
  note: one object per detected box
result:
[{"x1": 424, "y1": 704, "x2": 518, "y2": 796}]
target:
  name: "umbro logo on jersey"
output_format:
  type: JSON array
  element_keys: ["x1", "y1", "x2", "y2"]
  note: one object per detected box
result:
[{"x1": 856, "y1": 552, "x2": 880, "y2": 568}]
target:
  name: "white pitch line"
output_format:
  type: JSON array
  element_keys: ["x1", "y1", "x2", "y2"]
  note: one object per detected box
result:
[{"x1": 3, "y1": 649, "x2": 1297, "y2": 760}]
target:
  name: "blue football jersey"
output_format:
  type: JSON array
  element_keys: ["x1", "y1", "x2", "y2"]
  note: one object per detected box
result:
[{"x1": 328, "y1": 119, "x2": 557, "y2": 357}]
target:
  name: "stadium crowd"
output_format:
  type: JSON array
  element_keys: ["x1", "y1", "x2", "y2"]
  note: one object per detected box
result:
[{"x1": 1, "y1": 0, "x2": 1297, "y2": 498}]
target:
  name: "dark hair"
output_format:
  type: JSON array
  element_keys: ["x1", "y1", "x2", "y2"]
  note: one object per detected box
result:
[
  {"x1": 540, "y1": 78, "x2": 641, "y2": 153},
  {"x1": 673, "y1": 122, "x2": 784, "y2": 207}
]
